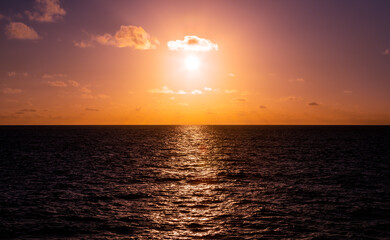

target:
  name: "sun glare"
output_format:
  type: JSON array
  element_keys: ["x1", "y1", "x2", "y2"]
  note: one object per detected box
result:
[{"x1": 185, "y1": 55, "x2": 200, "y2": 71}]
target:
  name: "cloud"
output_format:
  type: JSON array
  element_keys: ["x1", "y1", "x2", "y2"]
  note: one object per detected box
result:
[
  {"x1": 308, "y1": 102, "x2": 319, "y2": 106},
  {"x1": 97, "y1": 94, "x2": 110, "y2": 99},
  {"x1": 224, "y1": 89, "x2": 237, "y2": 94},
  {"x1": 259, "y1": 105, "x2": 266, "y2": 109},
  {"x1": 25, "y1": 0, "x2": 66, "y2": 22},
  {"x1": 279, "y1": 96, "x2": 302, "y2": 101},
  {"x1": 88, "y1": 25, "x2": 158, "y2": 50},
  {"x1": 7, "y1": 72, "x2": 29, "y2": 77},
  {"x1": 0, "y1": 14, "x2": 11, "y2": 22},
  {"x1": 205, "y1": 108, "x2": 213, "y2": 114},
  {"x1": 73, "y1": 41, "x2": 94, "y2": 48},
  {"x1": 85, "y1": 108, "x2": 99, "y2": 112},
  {"x1": 3, "y1": 88, "x2": 22, "y2": 94},
  {"x1": 42, "y1": 73, "x2": 67, "y2": 78},
  {"x1": 288, "y1": 78, "x2": 305, "y2": 83},
  {"x1": 233, "y1": 98, "x2": 247, "y2": 102},
  {"x1": 344, "y1": 90, "x2": 352, "y2": 94},
  {"x1": 81, "y1": 93, "x2": 110, "y2": 99},
  {"x1": 81, "y1": 94, "x2": 94, "y2": 99},
  {"x1": 5, "y1": 22, "x2": 40, "y2": 40},
  {"x1": 148, "y1": 86, "x2": 186, "y2": 95},
  {"x1": 191, "y1": 89, "x2": 202, "y2": 95},
  {"x1": 148, "y1": 86, "x2": 241, "y2": 96},
  {"x1": 135, "y1": 107, "x2": 141, "y2": 112},
  {"x1": 16, "y1": 109, "x2": 37, "y2": 114},
  {"x1": 148, "y1": 86, "x2": 205, "y2": 95},
  {"x1": 383, "y1": 49, "x2": 389, "y2": 55},
  {"x1": 47, "y1": 80, "x2": 66, "y2": 87},
  {"x1": 227, "y1": 73, "x2": 235, "y2": 77},
  {"x1": 80, "y1": 87, "x2": 91, "y2": 93},
  {"x1": 167, "y1": 36, "x2": 218, "y2": 52},
  {"x1": 68, "y1": 80, "x2": 80, "y2": 87}
]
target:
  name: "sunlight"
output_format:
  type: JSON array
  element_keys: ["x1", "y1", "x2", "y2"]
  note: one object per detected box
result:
[{"x1": 185, "y1": 55, "x2": 200, "y2": 71}]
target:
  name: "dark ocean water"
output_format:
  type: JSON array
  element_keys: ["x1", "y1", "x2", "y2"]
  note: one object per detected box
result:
[{"x1": 0, "y1": 126, "x2": 389, "y2": 239}]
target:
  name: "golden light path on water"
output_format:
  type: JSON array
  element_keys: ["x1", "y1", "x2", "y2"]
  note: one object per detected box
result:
[{"x1": 146, "y1": 126, "x2": 236, "y2": 238}]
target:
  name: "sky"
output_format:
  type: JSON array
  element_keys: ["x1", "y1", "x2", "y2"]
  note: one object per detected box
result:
[{"x1": 0, "y1": 0, "x2": 390, "y2": 125}]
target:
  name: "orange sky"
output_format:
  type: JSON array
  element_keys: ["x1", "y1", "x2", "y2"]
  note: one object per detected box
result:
[{"x1": 1, "y1": 0, "x2": 390, "y2": 125}]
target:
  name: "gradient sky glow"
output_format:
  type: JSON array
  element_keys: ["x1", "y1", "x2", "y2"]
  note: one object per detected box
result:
[{"x1": 1, "y1": 0, "x2": 390, "y2": 125}]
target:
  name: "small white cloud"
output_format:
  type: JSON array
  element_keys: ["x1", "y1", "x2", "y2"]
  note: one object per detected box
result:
[
  {"x1": 25, "y1": 0, "x2": 66, "y2": 22},
  {"x1": 47, "y1": 80, "x2": 66, "y2": 87},
  {"x1": 167, "y1": 36, "x2": 218, "y2": 52},
  {"x1": 2, "y1": 87, "x2": 22, "y2": 94},
  {"x1": 224, "y1": 89, "x2": 237, "y2": 94},
  {"x1": 204, "y1": 87, "x2": 212, "y2": 91},
  {"x1": 80, "y1": 87, "x2": 91, "y2": 93},
  {"x1": 191, "y1": 89, "x2": 202, "y2": 95},
  {"x1": 73, "y1": 41, "x2": 94, "y2": 48},
  {"x1": 7, "y1": 72, "x2": 29, "y2": 77},
  {"x1": 148, "y1": 86, "x2": 186, "y2": 95},
  {"x1": 227, "y1": 73, "x2": 235, "y2": 77},
  {"x1": 5, "y1": 22, "x2": 40, "y2": 40},
  {"x1": 68, "y1": 80, "x2": 80, "y2": 87},
  {"x1": 148, "y1": 86, "x2": 174, "y2": 94},
  {"x1": 42, "y1": 73, "x2": 67, "y2": 79}
]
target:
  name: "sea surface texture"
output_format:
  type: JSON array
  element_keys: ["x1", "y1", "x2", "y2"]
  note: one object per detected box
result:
[{"x1": 0, "y1": 126, "x2": 389, "y2": 239}]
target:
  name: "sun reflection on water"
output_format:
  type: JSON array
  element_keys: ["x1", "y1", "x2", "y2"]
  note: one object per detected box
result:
[{"x1": 146, "y1": 126, "x2": 235, "y2": 238}]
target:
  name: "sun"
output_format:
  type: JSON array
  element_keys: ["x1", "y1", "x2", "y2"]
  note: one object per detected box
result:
[{"x1": 185, "y1": 55, "x2": 200, "y2": 71}]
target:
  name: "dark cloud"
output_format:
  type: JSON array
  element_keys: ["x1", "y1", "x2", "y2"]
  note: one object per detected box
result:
[
  {"x1": 25, "y1": 0, "x2": 66, "y2": 23},
  {"x1": 308, "y1": 102, "x2": 319, "y2": 106},
  {"x1": 16, "y1": 109, "x2": 37, "y2": 114}
]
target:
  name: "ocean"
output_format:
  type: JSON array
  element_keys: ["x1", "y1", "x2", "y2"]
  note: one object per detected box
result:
[{"x1": 0, "y1": 126, "x2": 389, "y2": 239}]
